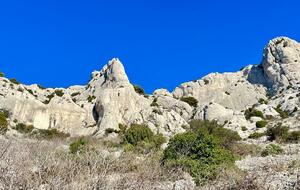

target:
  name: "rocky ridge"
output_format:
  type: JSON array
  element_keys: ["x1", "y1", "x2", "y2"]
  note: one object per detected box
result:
[{"x1": 0, "y1": 37, "x2": 300, "y2": 140}]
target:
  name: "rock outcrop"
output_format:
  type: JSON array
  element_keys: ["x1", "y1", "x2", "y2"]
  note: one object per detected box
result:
[
  {"x1": 262, "y1": 37, "x2": 300, "y2": 92},
  {"x1": 1, "y1": 36, "x2": 300, "y2": 139}
]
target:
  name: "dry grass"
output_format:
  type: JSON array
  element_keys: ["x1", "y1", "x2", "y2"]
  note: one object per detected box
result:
[
  {"x1": 1, "y1": 136, "x2": 299, "y2": 190},
  {"x1": 0, "y1": 137, "x2": 183, "y2": 190}
]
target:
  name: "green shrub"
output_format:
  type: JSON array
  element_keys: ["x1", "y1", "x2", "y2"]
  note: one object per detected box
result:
[
  {"x1": 0, "y1": 109, "x2": 10, "y2": 118},
  {"x1": 123, "y1": 143, "x2": 134, "y2": 152},
  {"x1": 163, "y1": 130, "x2": 235, "y2": 185},
  {"x1": 124, "y1": 124, "x2": 154, "y2": 145},
  {"x1": 258, "y1": 98, "x2": 268, "y2": 104},
  {"x1": 256, "y1": 120, "x2": 268, "y2": 128},
  {"x1": 69, "y1": 137, "x2": 88, "y2": 154},
  {"x1": 133, "y1": 85, "x2": 145, "y2": 95},
  {"x1": 0, "y1": 111, "x2": 8, "y2": 134},
  {"x1": 118, "y1": 123, "x2": 127, "y2": 134},
  {"x1": 0, "y1": 72, "x2": 4, "y2": 77},
  {"x1": 54, "y1": 90, "x2": 64, "y2": 97},
  {"x1": 152, "y1": 109, "x2": 163, "y2": 115},
  {"x1": 261, "y1": 144, "x2": 283, "y2": 157},
  {"x1": 105, "y1": 128, "x2": 119, "y2": 134},
  {"x1": 150, "y1": 98, "x2": 159, "y2": 107},
  {"x1": 248, "y1": 132, "x2": 265, "y2": 139},
  {"x1": 287, "y1": 130, "x2": 300, "y2": 143},
  {"x1": 87, "y1": 95, "x2": 96, "y2": 102},
  {"x1": 9, "y1": 78, "x2": 20, "y2": 84},
  {"x1": 14, "y1": 123, "x2": 34, "y2": 134},
  {"x1": 43, "y1": 93, "x2": 55, "y2": 104},
  {"x1": 31, "y1": 128, "x2": 70, "y2": 140},
  {"x1": 266, "y1": 124, "x2": 289, "y2": 142},
  {"x1": 244, "y1": 108, "x2": 264, "y2": 120},
  {"x1": 152, "y1": 133, "x2": 167, "y2": 148},
  {"x1": 274, "y1": 105, "x2": 289, "y2": 119},
  {"x1": 47, "y1": 93, "x2": 55, "y2": 99},
  {"x1": 71, "y1": 92, "x2": 80, "y2": 97},
  {"x1": 189, "y1": 120, "x2": 241, "y2": 149},
  {"x1": 37, "y1": 84, "x2": 45, "y2": 89},
  {"x1": 26, "y1": 89, "x2": 35, "y2": 96},
  {"x1": 123, "y1": 124, "x2": 166, "y2": 152},
  {"x1": 241, "y1": 126, "x2": 248, "y2": 131},
  {"x1": 180, "y1": 97, "x2": 198, "y2": 107}
]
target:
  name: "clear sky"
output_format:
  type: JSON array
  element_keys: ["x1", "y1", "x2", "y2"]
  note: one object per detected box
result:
[{"x1": 0, "y1": 0, "x2": 299, "y2": 93}]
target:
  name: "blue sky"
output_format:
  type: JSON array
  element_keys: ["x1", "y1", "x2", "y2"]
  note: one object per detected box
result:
[{"x1": 0, "y1": 0, "x2": 299, "y2": 93}]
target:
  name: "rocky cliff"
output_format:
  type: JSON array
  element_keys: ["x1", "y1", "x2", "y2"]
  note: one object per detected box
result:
[{"x1": 1, "y1": 37, "x2": 300, "y2": 139}]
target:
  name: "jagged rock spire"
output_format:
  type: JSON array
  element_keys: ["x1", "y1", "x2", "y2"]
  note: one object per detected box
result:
[{"x1": 100, "y1": 58, "x2": 129, "y2": 85}]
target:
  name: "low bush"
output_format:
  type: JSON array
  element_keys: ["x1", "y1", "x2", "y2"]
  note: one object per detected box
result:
[
  {"x1": 123, "y1": 124, "x2": 166, "y2": 152},
  {"x1": 87, "y1": 95, "x2": 96, "y2": 102},
  {"x1": 54, "y1": 90, "x2": 64, "y2": 97},
  {"x1": 287, "y1": 130, "x2": 300, "y2": 143},
  {"x1": 0, "y1": 71, "x2": 4, "y2": 77},
  {"x1": 0, "y1": 111, "x2": 8, "y2": 134},
  {"x1": 71, "y1": 92, "x2": 81, "y2": 97},
  {"x1": 31, "y1": 128, "x2": 70, "y2": 140},
  {"x1": 9, "y1": 78, "x2": 20, "y2": 85},
  {"x1": 124, "y1": 124, "x2": 154, "y2": 145},
  {"x1": 266, "y1": 124, "x2": 289, "y2": 142},
  {"x1": 152, "y1": 133, "x2": 167, "y2": 148},
  {"x1": 163, "y1": 130, "x2": 236, "y2": 185},
  {"x1": 150, "y1": 98, "x2": 159, "y2": 107},
  {"x1": 118, "y1": 123, "x2": 127, "y2": 134},
  {"x1": 274, "y1": 105, "x2": 289, "y2": 119},
  {"x1": 37, "y1": 84, "x2": 45, "y2": 89},
  {"x1": 189, "y1": 120, "x2": 241, "y2": 149},
  {"x1": 248, "y1": 132, "x2": 265, "y2": 139},
  {"x1": 244, "y1": 108, "x2": 264, "y2": 120},
  {"x1": 261, "y1": 144, "x2": 283, "y2": 157},
  {"x1": 241, "y1": 126, "x2": 248, "y2": 131},
  {"x1": 69, "y1": 137, "x2": 88, "y2": 154},
  {"x1": 0, "y1": 109, "x2": 10, "y2": 118},
  {"x1": 133, "y1": 85, "x2": 145, "y2": 95},
  {"x1": 256, "y1": 120, "x2": 268, "y2": 128},
  {"x1": 105, "y1": 128, "x2": 119, "y2": 134},
  {"x1": 43, "y1": 93, "x2": 55, "y2": 104},
  {"x1": 14, "y1": 123, "x2": 34, "y2": 134},
  {"x1": 26, "y1": 89, "x2": 35, "y2": 96},
  {"x1": 180, "y1": 97, "x2": 198, "y2": 107},
  {"x1": 258, "y1": 98, "x2": 268, "y2": 104}
]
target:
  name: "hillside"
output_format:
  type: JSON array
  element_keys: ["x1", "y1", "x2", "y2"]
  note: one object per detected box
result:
[{"x1": 0, "y1": 36, "x2": 300, "y2": 189}]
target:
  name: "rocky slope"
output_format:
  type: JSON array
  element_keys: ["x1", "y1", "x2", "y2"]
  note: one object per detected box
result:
[
  {"x1": 1, "y1": 37, "x2": 300, "y2": 140},
  {"x1": 1, "y1": 36, "x2": 300, "y2": 189}
]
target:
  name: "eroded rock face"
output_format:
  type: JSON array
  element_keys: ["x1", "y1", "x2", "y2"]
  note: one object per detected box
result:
[
  {"x1": 1, "y1": 37, "x2": 300, "y2": 139},
  {"x1": 173, "y1": 71, "x2": 267, "y2": 111},
  {"x1": 262, "y1": 37, "x2": 300, "y2": 92},
  {"x1": 0, "y1": 80, "x2": 96, "y2": 136},
  {"x1": 93, "y1": 59, "x2": 187, "y2": 138}
]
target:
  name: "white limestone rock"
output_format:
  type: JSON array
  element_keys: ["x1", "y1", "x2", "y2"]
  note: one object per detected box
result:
[
  {"x1": 153, "y1": 95, "x2": 193, "y2": 121},
  {"x1": 173, "y1": 71, "x2": 267, "y2": 111},
  {"x1": 146, "y1": 108, "x2": 187, "y2": 138},
  {"x1": 93, "y1": 59, "x2": 187, "y2": 138},
  {"x1": 153, "y1": 88, "x2": 173, "y2": 97},
  {"x1": 262, "y1": 37, "x2": 300, "y2": 92},
  {"x1": 2, "y1": 36, "x2": 300, "y2": 141},
  {"x1": 194, "y1": 102, "x2": 234, "y2": 124}
]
